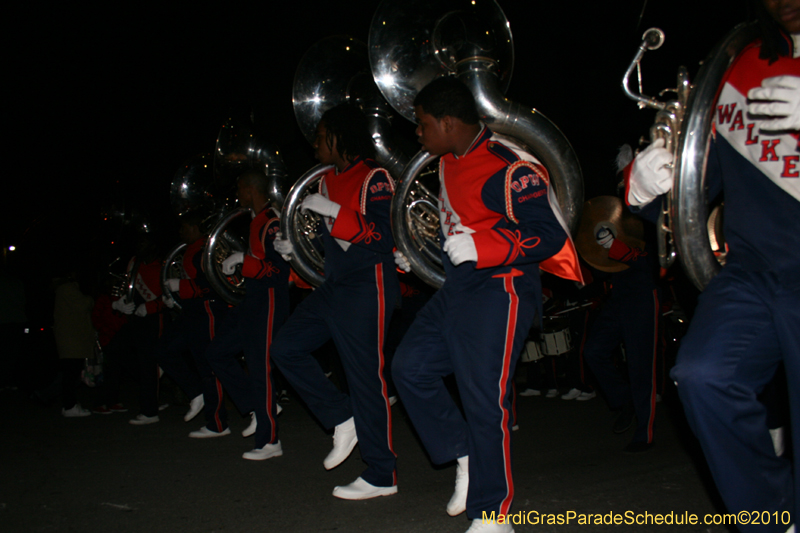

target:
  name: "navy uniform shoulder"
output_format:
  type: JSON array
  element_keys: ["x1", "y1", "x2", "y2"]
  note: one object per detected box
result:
[{"x1": 486, "y1": 140, "x2": 521, "y2": 166}]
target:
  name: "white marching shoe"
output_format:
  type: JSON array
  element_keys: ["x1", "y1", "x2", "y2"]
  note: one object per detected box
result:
[
  {"x1": 62, "y1": 404, "x2": 90, "y2": 417},
  {"x1": 243, "y1": 412, "x2": 257, "y2": 437},
  {"x1": 184, "y1": 394, "x2": 204, "y2": 422},
  {"x1": 242, "y1": 441, "x2": 283, "y2": 461},
  {"x1": 189, "y1": 426, "x2": 231, "y2": 438},
  {"x1": 323, "y1": 417, "x2": 357, "y2": 470},
  {"x1": 129, "y1": 414, "x2": 159, "y2": 425},
  {"x1": 332, "y1": 477, "x2": 397, "y2": 500},
  {"x1": 466, "y1": 518, "x2": 514, "y2": 532},
  {"x1": 447, "y1": 455, "x2": 469, "y2": 516}
]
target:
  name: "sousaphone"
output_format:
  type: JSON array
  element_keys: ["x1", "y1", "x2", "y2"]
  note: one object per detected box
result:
[
  {"x1": 370, "y1": 0, "x2": 584, "y2": 288},
  {"x1": 284, "y1": 35, "x2": 412, "y2": 286},
  {"x1": 621, "y1": 23, "x2": 758, "y2": 290},
  {"x1": 201, "y1": 118, "x2": 291, "y2": 305}
]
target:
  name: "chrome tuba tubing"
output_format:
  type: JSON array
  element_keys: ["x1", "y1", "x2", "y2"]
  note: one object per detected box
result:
[
  {"x1": 673, "y1": 23, "x2": 757, "y2": 290},
  {"x1": 621, "y1": 23, "x2": 757, "y2": 290},
  {"x1": 160, "y1": 242, "x2": 186, "y2": 311},
  {"x1": 203, "y1": 207, "x2": 250, "y2": 305},
  {"x1": 458, "y1": 60, "x2": 583, "y2": 234},
  {"x1": 279, "y1": 165, "x2": 333, "y2": 287}
]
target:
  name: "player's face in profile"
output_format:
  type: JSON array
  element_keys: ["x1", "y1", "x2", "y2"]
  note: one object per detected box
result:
[
  {"x1": 237, "y1": 180, "x2": 253, "y2": 210},
  {"x1": 313, "y1": 121, "x2": 337, "y2": 165},
  {"x1": 414, "y1": 106, "x2": 450, "y2": 156},
  {"x1": 763, "y1": 0, "x2": 800, "y2": 34}
]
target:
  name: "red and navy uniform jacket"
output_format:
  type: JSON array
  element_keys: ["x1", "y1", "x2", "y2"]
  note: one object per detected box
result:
[
  {"x1": 317, "y1": 157, "x2": 396, "y2": 282},
  {"x1": 120, "y1": 257, "x2": 164, "y2": 315},
  {"x1": 241, "y1": 206, "x2": 290, "y2": 292},
  {"x1": 626, "y1": 32, "x2": 799, "y2": 279},
  {"x1": 438, "y1": 125, "x2": 583, "y2": 293},
  {"x1": 175, "y1": 236, "x2": 226, "y2": 316}
]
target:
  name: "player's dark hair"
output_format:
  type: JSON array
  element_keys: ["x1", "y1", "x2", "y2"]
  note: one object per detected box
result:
[
  {"x1": 750, "y1": 0, "x2": 793, "y2": 63},
  {"x1": 238, "y1": 169, "x2": 270, "y2": 197},
  {"x1": 320, "y1": 103, "x2": 375, "y2": 163},
  {"x1": 413, "y1": 77, "x2": 480, "y2": 125}
]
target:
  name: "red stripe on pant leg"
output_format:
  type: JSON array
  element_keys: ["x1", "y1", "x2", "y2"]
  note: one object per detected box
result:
[
  {"x1": 265, "y1": 288, "x2": 276, "y2": 443},
  {"x1": 498, "y1": 275, "x2": 519, "y2": 515},
  {"x1": 374, "y1": 264, "x2": 396, "y2": 485},
  {"x1": 214, "y1": 377, "x2": 223, "y2": 431},
  {"x1": 205, "y1": 301, "x2": 216, "y2": 340}
]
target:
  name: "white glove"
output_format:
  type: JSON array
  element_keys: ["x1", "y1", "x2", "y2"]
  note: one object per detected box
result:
[
  {"x1": 443, "y1": 233, "x2": 478, "y2": 266},
  {"x1": 301, "y1": 193, "x2": 341, "y2": 218},
  {"x1": 627, "y1": 138, "x2": 674, "y2": 206},
  {"x1": 112, "y1": 297, "x2": 136, "y2": 315},
  {"x1": 596, "y1": 227, "x2": 614, "y2": 249},
  {"x1": 747, "y1": 75, "x2": 800, "y2": 132},
  {"x1": 167, "y1": 278, "x2": 181, "y2": 292},
  {"x1": 134, "y1": 304, "x2": 147, "y2": 317},
  {"x1": 162, "y1": 294, "x2": 176, "y2": 309},
  {"x1": 222, "y1": 252, "x2": 244, "y2": 275},
  {"x1": 393, "y1": 250, "x2": 412, "y2": 273},
  {"x1": 273, "y1": 231, "x2": 294, "y2": 262}
]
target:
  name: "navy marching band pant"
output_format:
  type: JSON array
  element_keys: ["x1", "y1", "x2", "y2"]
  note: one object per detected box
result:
[
  {"x1": 583, "y1": 289, "x2": 659, "y2": 444},
  {"x1": 392, "y1": 272, "x2": 536, "y2": 519},
  {"x1": 270, "y1": 263, "x2": 397, "y2": 487},
  {"x1": 205, "y1": 286, "x2": 288, "y2": 448},
  {"x1": 155, "y1": 302, "x2": 227, "y2": 432},
  {"x1": 670, "y1": 264, "x2": 799, "y2": 533}
]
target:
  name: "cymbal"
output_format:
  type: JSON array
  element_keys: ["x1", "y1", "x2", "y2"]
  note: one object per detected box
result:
[{"x1": 575, "y1": 196, "x2": 645, "y2": 273}]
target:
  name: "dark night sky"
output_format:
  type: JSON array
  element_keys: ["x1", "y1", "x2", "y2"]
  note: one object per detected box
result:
[{"x1": 6, "y1": 0, "x2": 749, "y2": 267}]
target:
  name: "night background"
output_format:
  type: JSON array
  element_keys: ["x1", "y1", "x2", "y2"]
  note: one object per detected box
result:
[{"x1": 5, "y1": 0, "x2": 749, "y2": 296}]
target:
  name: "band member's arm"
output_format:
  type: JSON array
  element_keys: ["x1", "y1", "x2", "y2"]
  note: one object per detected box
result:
[
  {"x1": 469, "y1": 162, "x2": 569, "y2": 268},
  {"x1": 177, "y1": 241, "x2": 212, "y2": 299},
  {"x1": 330, "y1": 169, "x2": 395, "y2": 253},
  {"x1": 241, "y1": 208, "x2": 287, "y2": 283}
]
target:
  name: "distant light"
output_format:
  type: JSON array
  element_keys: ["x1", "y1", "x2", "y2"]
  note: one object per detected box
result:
[{"x1": 8, "y1": 246, "x2": 15, "y2": 251}]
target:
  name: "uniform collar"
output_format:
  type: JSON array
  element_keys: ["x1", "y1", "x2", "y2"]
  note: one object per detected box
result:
[{"x1": 454, "y1": 123, "x2": 491, "y2": 159}]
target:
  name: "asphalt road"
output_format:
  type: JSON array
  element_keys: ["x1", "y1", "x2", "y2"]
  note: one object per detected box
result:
[{"x1": 1, "y1": 376, "x2": 732, "y2": 533}]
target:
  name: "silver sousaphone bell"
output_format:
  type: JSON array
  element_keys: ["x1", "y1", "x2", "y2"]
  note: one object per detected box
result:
[
  {"x1": 369, "y1": 0, "x2": 584, "y2": 288},
  {"x1": 284, "y1": 35, "x2": 412, "y2": 286}
]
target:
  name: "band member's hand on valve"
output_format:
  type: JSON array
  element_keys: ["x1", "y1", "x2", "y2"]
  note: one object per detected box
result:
[
  {"x1": 747, "y1": 75, "x2": 800, "y2": 132},
  {"x1": 112, "y1": 297, "x2": 136, "y2": 315},
  {"x1": 162, "y1": 294, "x2": 176, "y2": 308},
  {"x1": 443, "y1": 233, "x2": 478, "y2": 266},
  {"x1": 273, "y1": 231, "x2": 294, "y2": 262},
  {"x1": 167, "y1": 278, "x2": 181, "y2": 292},
  {"x1": 221, "y1": 252, "x2": 244, "y2": 275},
  {"x1": 393, "y1": 249, "x2": 412, "y2": 272},
  {"x1": 134, "y1": 304, "x2": 148, "y2": 317},
  {"x1": 596, "y1": 226, "x2": 615, "y2": 249},
  {"x1": 627, "y1": 138, "x2": 674, "y2": 206},
  {"x1": 301, "y1": 193, "x2": 341, "y2": 218}
]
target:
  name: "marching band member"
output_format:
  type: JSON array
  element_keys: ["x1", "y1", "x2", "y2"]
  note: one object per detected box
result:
[
  {"x1": 391, "y1": 77, "x2": 583, "y2": 533},
  {"x1": 155, "y1": 212, "x2": 231, "y2": 438},
  {"x1": 627, "y1": 0, "x2": 799, "y2": 529},
  {"x1": 204, "y1": 169, "x2": 290, "y2": 459},
  {"x1": 271, "y1": 103, "x2": 399, "y2": 499},
  {"x1": 583, "y1": 220, "x2": 659, "y2": 453},
  {"x1": 111, "y1": 231, "x2": 169, "y2": 425}
]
